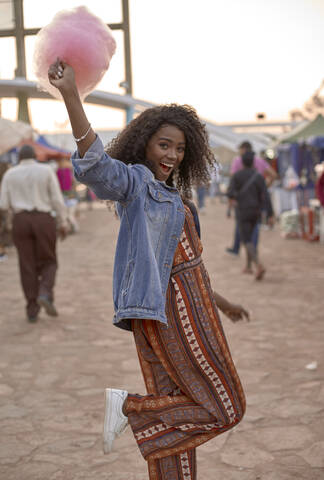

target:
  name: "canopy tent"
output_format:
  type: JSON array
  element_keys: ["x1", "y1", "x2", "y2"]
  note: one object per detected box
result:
[
  {"x1": 276, "y1": 114, "x2": 324, "y2": 144},
  {"x1": 0, "y1": 117, "x2": 34, "y2": 156},
  {"x1": 36, "y1": 134, "x2": 71, "y2": 155},
  {"x1": 273, "y1": 116, "x2": 324, "y2": 214},
  {"x1": 209, "y1": 127, "x2": 271, "y2": 154},
  {"x1": 208, "y1": 127, "x2": 272, "y2": 168},
  {"x1": 44, "y1": 130, "x2": 119, "y2": 152},
  {"x1": 19, "y1": 138, "x2": 71, "y2": 162},
  {"x1": 45, "y1": 127, "x2": 272, "y2": 168}
]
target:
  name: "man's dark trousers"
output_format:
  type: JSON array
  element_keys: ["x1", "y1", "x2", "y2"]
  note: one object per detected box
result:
[{"x1": 12, "y1": 211, "x2": 57, "y2": 318}]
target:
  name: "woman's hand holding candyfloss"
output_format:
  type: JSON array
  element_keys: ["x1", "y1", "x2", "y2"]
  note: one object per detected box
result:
[
  {"x1": 48, "y1": 60, "x2": 76, "y2": 95},
  {"x1": 33, "y1": 6, "x2": 116, "y2": 100}
]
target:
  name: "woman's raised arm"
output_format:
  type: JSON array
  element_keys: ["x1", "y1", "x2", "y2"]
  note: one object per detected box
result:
[{"x1": 48, "y1": 58, "x2": 96, "y2": 157}]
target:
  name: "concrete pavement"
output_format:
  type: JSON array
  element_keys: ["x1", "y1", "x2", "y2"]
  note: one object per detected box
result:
[{"x1": 0, "y1": 201, "x2": 323, "y2": 479}]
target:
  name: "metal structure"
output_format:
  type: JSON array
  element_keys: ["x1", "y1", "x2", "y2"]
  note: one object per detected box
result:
[
  {"x1": 0, "y1": 0, "x2": 134, "y2": 123},
  {"x1": 0, "y1": 1, "x2": 299, "y2": 135},
  {"x1": 0, "y1": 77, "x2": 153, "y2": 112}
]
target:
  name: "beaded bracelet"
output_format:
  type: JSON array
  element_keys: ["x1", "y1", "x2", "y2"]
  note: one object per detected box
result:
[{"x1": 74, "y1": 124, "x2": 92, "y2": 143}]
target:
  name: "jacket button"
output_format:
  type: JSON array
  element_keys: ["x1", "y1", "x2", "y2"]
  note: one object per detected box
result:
[{"x1": 164, "y1": 263, "x2": 170, "y2": 267}]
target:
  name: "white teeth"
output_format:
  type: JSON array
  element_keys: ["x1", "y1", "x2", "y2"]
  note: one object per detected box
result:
[{"x1": 161, "y1": 162, "x2": 173, "y2": 168}]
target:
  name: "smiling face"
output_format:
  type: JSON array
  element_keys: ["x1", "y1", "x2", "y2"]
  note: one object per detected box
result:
[{"x1": 145, "y1": 124, "x2": 186, "y2": 181}]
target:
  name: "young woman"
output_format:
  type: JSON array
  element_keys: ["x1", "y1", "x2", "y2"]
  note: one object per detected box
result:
[{"x1": 49, "y1": 59, "x2": 248, "y2": 480}]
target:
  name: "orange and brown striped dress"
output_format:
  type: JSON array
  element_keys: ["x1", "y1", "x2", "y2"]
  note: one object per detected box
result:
[{"x1": 125, "y1": 206, "x2": 246, "y2": 480}]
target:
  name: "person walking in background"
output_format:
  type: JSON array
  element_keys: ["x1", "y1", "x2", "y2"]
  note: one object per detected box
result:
[
  {"x1": 0, "y1": 161, "x2": 11, "y2": 262},
  {"x1": 48, "y1": 58, "x2": 248, "y2": 480},
  {"x1": 227, "y1": 151, "x2": 267, "y2": 280},
  {"x1": 57, "y1": 157, "x2": 80, "y2": 233},
  {"x1": 195, "y1": 184, "x2": 208, "y2": 213},
  {"x1": 226, "y1": 141, "x2": 277, "y2": 256},
  {"x1": 316, "y1": 164, "x2": 324, "y2": 244},
  {"x1": 209, "y1": 159, "x2": 223, "y2": 203},
  {"x1": 196, "y1": 159, "x2": 221, "y2": 212},
  {"x1": 231, "y1": 142, "x2": 278, "y2": 180},
  {"x1": 0, "y1": 145, "x2": 68, "y2": 322}
]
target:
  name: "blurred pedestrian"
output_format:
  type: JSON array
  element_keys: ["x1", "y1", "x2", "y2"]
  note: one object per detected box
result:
[
  {"x1": 209, "y1": 158, "x2": 223, "y2": 202},
  {"x1": 195, "y1": 184, "x2": 208, "y2": 213},
  {"x1": 0, "y1": 161, "x2": 10, "y2": 262},
  {"x1": 49, "y1": 59, "x2": 248, "y2": 480},
  {"x1": 227, "y1": 151, "x2": 267, "y2": 279},
  {"x1": 0, "y1": 145, "x2": 68, "y2": 322},
  {"x1": 226, "y1": 141, "x2": 276, "y2": 256},
  {"x1": 57, "y1": 158, "x2": 80, "y2": 233},
  {"x1": 316, "y1": 164, "x2": 324, "y2": 207},
  {"x1": 85, "y1": 186, "x2": 97, "y2": 210},
  {"x1": 316, "y1": 164, "x2": 324, "y2": 244}
]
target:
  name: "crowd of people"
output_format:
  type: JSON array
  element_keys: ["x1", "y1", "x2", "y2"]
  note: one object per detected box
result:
[{"x1": 0, "y1": 137, "x2": 274, "y2": 317}]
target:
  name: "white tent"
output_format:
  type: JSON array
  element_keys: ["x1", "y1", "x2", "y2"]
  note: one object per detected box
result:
[
  {"x1": 207, "y1": 125, "x2": 272, "y2": 167},
  {"x1": 44, "y1": 130, "x2": 119, "y2": 153},
  {"x1": 0, "y1": 117, "x2": 34, "y2": 156},
  {"x1": 45, "y1": 126, "x2": 272, "y2": 167}
]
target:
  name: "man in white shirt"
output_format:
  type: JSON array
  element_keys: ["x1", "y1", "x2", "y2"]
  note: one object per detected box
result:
[{"x1": 0, "y1": 145, "x2": 68, "y2": 322}]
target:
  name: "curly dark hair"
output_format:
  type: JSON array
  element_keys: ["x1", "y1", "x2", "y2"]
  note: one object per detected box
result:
[{"x1": 106, "y1": 104, "x2": 215, "y2": 198}]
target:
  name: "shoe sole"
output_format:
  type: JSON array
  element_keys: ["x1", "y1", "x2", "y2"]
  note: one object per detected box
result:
[
  {"x1": 103, "y1": 388, "x2": 114, "y2": 454},
  {"x1": 255, "y1": 268, "x2": 266, "y2": 281},
  {"x1": 37, "y1": 297, "x2": 58, "y2": 316},
  {"x1": 226, "y1": 250, "x2": 239, "y2": 256},
  {"x1": 27, "y1": 316, "x2": 38, "y2": 323}
]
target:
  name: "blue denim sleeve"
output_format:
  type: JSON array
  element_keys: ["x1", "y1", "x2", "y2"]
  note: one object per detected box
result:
[{"x1": 71, "y1": 135, "x2": 151, "y2": 202}]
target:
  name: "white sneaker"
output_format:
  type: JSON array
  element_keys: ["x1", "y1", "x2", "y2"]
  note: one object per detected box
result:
[{"x1": 103, "y1": 388, "x2": 128, "y2": 454}]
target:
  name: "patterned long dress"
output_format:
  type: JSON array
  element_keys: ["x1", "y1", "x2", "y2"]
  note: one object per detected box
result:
[{"x1": 125, "y1": 206, "x2": 246, "y2": 480}]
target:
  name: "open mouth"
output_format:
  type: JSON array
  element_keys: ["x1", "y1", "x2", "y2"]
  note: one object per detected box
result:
[{"x1": 160, "y1": 162, "x2": 173, "y2": 174}]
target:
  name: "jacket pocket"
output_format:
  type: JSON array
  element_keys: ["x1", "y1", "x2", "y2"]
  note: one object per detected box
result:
[
  {"x1": 147, "y1": 184, "x2": 173, "y2": 203},
  {"x1": 145, "y1": 184, "x2": 172, "y2": 224}
]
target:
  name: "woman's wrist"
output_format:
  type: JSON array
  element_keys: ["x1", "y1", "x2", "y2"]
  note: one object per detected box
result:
[
  {"x1": 213, "y1": 291, "x2": 231, "y2": 313},
  {"x1": 60, "y1": 84, "x2": 80, "y2": 102}
]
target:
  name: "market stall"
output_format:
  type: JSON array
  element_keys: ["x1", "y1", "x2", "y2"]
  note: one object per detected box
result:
[
  {"x1": 18, "y1": 138, "x2": 71, "y2": 162},
  {"x1": 273, "y1": 115, "x2": 324, "y2": 241}
]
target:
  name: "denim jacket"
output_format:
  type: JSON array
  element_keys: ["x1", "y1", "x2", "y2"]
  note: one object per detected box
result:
[{"x1": 72, "y1": 136, "x2": 185, "y2": 331}]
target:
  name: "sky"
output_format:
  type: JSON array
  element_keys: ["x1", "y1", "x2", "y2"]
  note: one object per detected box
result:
[{"x1": 0, "y1": 0, "x2": 324, "y2": 132}]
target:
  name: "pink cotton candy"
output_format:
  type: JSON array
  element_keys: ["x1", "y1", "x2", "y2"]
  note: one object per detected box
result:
[{"x1": 33, "y1": 6, "x2": 116, "y2": 100}]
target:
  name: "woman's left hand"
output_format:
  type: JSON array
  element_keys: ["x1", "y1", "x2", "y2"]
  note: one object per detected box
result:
[{"x1": 223, "y1": 303, "x2": 250, "y2": 323}]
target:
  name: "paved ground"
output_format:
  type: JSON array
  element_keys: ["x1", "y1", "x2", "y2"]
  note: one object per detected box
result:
[{"x1": 0, "y1": 200, "x2": 324, "y2": 480}]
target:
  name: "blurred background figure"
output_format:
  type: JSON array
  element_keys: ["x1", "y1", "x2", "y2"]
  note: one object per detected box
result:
[
  {"x1": 84, "y1": 186, "x2": 98, "y2": 210},
  {"x1": 0, "y1": 145, "x2": 68, "y2": 322},
  {"x1": 315, "y1": 162, "x2": 324, "y2": 244},
  {"x1": 195, "y1": 184, "x2": 208, "y2": 214},
  {"x1": 57, "y1": 158, "x2": 80, "y2": 233},
  {"x1": 226, "y1": 141, "x2": 277, "y2": 256},
  {"x1": 227, "y1": 151, "x2": 267, "y2": 280},
  {"x1": 316, "y1": 163, "x2": 324, "y2": 207},
  {"x1": 0, "y1": 160, "x2": 11, "y2": 262},
  {"x1": 209, "y1": 157, "x2": 225, "y2": 203},
  {"x1": 196, "y1": 158, "x2": 223, "y2": 212}
]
